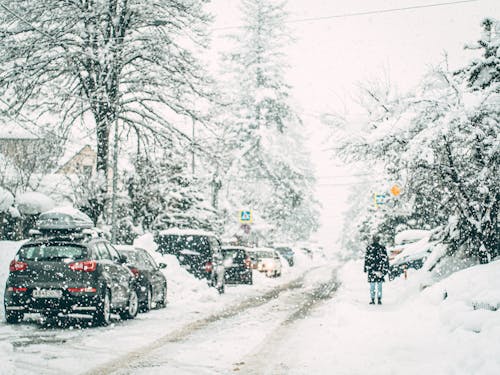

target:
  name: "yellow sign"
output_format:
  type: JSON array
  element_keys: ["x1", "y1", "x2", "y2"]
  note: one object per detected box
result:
[{"x1": 390, "y1": 184, "x2": 401, "y2": 197}]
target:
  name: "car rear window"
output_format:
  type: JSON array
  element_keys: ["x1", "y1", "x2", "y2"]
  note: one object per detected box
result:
[
  {"x1": 276, "y1": 247, "x2": 293, "y2": 254},
  {"x1": 18, "y1": 244, "x2": 87, "y2": 261},
  {"x1": 222, "y1": 249, "x2": 246, "y2": 262},
  {"x1": 157, "y1": 235, "x2": 211, "y2": 257},
  {"x1": 121, "y1": 250, "x2": 149, "y2": 268}
]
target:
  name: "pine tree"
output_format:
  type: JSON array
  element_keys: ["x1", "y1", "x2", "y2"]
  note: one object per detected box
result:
[{"x1": 216, "y1": 0, "x2": 319, "y2": 242}]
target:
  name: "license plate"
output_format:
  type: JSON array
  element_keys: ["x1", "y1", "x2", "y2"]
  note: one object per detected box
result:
[{"x1": 32, "y1": 289, "x2": 62, "y2": 298}]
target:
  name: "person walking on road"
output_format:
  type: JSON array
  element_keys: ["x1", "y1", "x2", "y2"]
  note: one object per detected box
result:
[{"x1": 364, "y1": 234, "x2": 389, "y2": 305}]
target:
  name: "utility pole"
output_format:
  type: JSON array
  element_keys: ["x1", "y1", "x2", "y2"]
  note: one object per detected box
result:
[{"x1": 111, "y1": 117, "x2": 119, "y2": 243}]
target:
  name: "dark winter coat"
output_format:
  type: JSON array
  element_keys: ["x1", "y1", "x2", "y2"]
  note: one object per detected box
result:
[{"x1": 364, "y1": 242, "x2": 390, "y2": 283}]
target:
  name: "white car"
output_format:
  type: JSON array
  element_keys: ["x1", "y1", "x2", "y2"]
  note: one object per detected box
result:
[{"x1": 254, "y1": 248, "x2": 282, "y2": 277}]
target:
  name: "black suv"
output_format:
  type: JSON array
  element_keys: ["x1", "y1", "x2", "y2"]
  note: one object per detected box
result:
[
  {"x1": 4, "y1": 233, "x2": 139, "y2": 326},
  {"x1": 155, "y1": 229, "x2": 225, "y2": 293},
  {"x1": 221, "y1": 246, "x2": 253, "y2": 285}
]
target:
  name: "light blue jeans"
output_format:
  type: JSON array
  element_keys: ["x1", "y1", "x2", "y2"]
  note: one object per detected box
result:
[{"x1": 370, "y1": 282, "x2": 383, "y2": 300}]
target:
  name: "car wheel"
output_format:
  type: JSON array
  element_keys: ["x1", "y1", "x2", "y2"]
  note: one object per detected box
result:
[
  {"x1": 119, "y1": 290, "x2": 138, "y2": 320},
  {"x1": 5, "y1": 310, "x2": 24, "y2": 324},
  {"x1": 156, "y1": 284, "x2": 167, "y2": 309},
  {"x1": 140, "y1": 287, "x2": 152, "y2": 313},
  {"x1": 93, "y1": 289, "x2": 111, "y2": 326}
]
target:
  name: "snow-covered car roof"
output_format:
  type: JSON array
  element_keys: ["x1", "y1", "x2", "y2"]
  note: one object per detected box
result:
[
  {"x1": 158, "y1": 228, "x2": 216, "y2": 237},
  {"x1": 392, "y1": 237, "x2": 433, "y2": 265},
  {"x1": 248, "y1": 247, "x2": 277, "y2": 258},
  {"x1": 394, "y1": 229, "x2": 431, "y2": 245}
]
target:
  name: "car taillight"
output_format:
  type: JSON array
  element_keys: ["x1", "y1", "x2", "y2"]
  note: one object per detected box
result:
[
  {"x1": 244, "y1": 257, "x2": 252, "y2": 269},
  {"x1": 9, "y1": 260, "x2": 27, "y2": 272},
  {"x1": 69, "y1": 260, "x2": 97, "y2": 272},
  {"x1": 129, "y1": 267, "x2": 140, "y2": 278},
  {"x1": 7, "y1": 287, "x2": 27, "y2": 293},
  {"x1": 68, "y1": 287, "x2": 97, "y2": 293},
  {"x1": 205, "y1": 261, "x2": 213, "y2": 273}
]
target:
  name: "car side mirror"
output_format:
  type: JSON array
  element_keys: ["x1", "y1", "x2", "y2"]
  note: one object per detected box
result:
[{"x1": 158, "y1": 263, "x2": 167, "y2": 269}]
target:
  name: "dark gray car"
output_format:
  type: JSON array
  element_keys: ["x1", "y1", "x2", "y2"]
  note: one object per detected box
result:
[
  {"x1": 115, "y1": 245, "x2": 168, "y2": 312},
  {"x1": 4, "y1": 234, "x2": 139, "y2": 326}
]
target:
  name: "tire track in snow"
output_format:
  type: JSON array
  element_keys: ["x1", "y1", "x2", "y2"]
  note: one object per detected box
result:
[
  {"x1": 85, "y1": 269, "x2": 324, "y2": 375},
  {"x1": 233, "y1": 273, "x2": 339, "y2": 375}
]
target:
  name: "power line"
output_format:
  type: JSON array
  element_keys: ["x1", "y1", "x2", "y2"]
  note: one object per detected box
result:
[{"x1": 213, "y1": 0, "x2": 479, "y2": 31}]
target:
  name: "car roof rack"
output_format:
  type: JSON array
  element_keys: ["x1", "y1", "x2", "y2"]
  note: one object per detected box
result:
[
  {"x1": 28, "y1": 229, "x2": 100, "y2": 242},
  {"x1": 28, "y1": 208, "x2": 100, "y2": 242}
]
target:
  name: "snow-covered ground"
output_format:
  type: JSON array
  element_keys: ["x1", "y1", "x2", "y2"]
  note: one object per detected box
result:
[
  {"x1": 0, "y1": 237, "x2": 328, "y2": 374},
  {"x1": 259, "y1": 260, "x2": 500, "y2": 375},
  {"x1": 1, "y1": 237, "x2": 499, "y2": 374}
]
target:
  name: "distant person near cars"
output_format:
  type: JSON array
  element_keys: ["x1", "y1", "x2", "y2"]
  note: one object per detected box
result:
[{"x1": 364, "y1": 235, "x2": 389, "y2": 305}]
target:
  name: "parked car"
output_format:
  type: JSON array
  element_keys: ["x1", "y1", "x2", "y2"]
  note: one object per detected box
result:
[
  {"x1": 114, "y1": 245, "x2": 168, "y2": 312},
  {"x1": 155, "y1": 228, "x2": 226, "y2": 294},
  {"x1": 4, "y1": 227, "x2": 139, "y2": 326},
  {"x1": 388, "y1": 230, "x2": 431, "y2": 261},
  {"x1": 246, "y1": 249, "x2": 260, "y2": 269},
  {"x1": 253, "y1": 248, "x2": 282, "y2": 277},
  {"x1": 221, "y1": 246, "x2": 253, "y2": 285},
  {"x1": 389, "y1": 230, "x2": 433, "y2": 279},
  {"x1": 273, "y1": 245, "x2": 295, "y2": 266}
]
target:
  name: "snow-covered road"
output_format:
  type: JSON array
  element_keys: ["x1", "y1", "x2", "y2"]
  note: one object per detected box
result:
[
  {"x1": 97, "y1": 266, "x2": 338, "y2": 374},
  {"x1": 0, "y1": 253, "x2": 338, "y2": 375}
]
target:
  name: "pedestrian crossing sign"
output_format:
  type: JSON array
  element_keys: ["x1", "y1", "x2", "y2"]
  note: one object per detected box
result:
[
  {"x1": 239, "y1": 210, "x2": 253, "y2": 223},
  {"x1": 374, "y1": 194, "x2": 388, "y2": 208}
]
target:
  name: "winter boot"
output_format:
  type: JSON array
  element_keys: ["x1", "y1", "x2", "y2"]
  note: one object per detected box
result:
[
  {"x1": 377, "y1": 298, "x2": 382, "y2": 305},
  {"x1": 369, "y1": 299, "x2": 375, "y2": 305}
]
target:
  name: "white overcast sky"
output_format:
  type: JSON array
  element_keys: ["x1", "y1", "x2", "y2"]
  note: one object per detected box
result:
[{"x1": 209, "y1": 0, "x2": 499, "y2": 114}]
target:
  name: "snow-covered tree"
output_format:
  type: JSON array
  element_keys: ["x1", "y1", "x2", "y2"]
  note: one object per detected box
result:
[
  {"x1": 0, "y1": 0, "x2": 214, "y2": 217},
  {"x1": 333, "y1": 19, "x2": 500, "y2": 262},
  {"x1": 127, "y1": 150, "x2": 218, "y2": 233},
  {"x1": 214, "y1": 0, "x2": 319, "y2": 242}
]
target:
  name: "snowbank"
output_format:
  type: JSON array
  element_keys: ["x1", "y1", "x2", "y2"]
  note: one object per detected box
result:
[
  {"x1": 289, "y1": 259, "x2": 500, "y2": 374},
  {"x1": 134, "y1": 233, "x2": 219, "y2": 304}
]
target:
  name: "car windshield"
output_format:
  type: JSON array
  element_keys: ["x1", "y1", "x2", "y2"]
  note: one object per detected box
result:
[
  {"x1": 158, "y1": 235, "x2": 210, "y2": 257},
  {"x1": 257, "y1": 251, "x2": 275, "y2": 259},
  {"x1": 18, "y1": 244, "x2": 87, "y2": 261}
]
